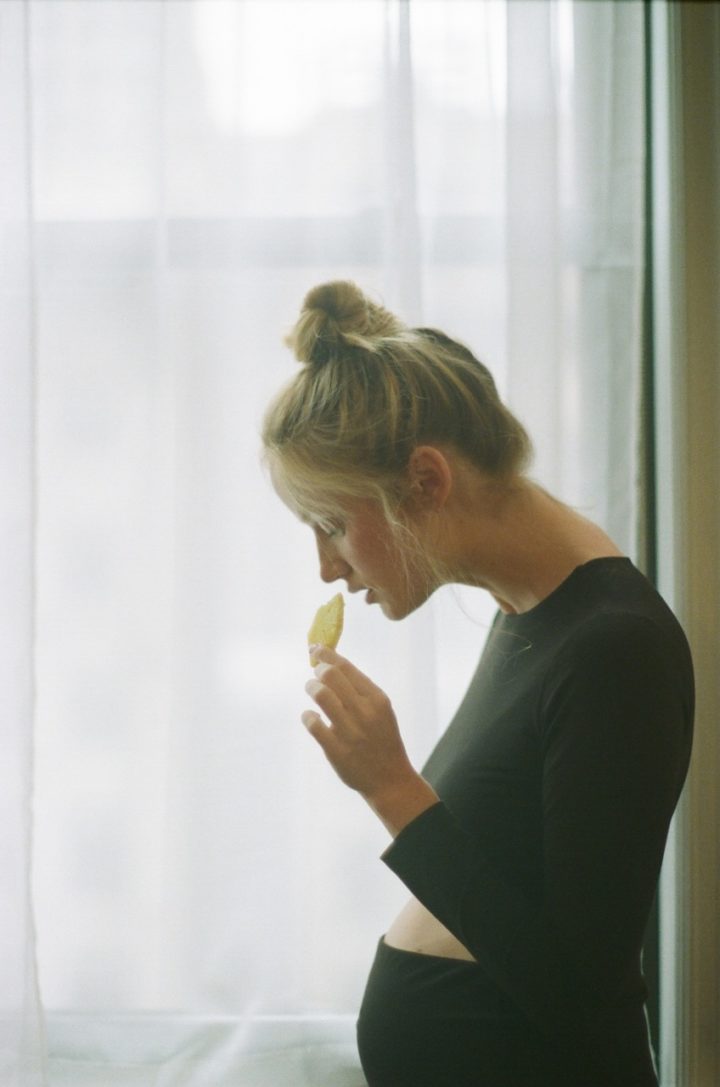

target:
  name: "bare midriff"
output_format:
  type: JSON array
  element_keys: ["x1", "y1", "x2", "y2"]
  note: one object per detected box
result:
[{"x1": 383, "y1": 895, "x2": 476, "y2": 961}]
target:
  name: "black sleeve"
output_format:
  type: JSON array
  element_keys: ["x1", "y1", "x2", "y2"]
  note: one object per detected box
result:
[{"x1": 381, "y1": 613, "x2": 693, "y2": 1067}]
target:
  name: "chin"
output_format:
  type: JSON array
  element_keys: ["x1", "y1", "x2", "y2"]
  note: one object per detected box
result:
[
  {"x1": 380, "y1": 590, "x2": 431, "y2": 622},
  {"x1": 375, "y1": 594, "x2": 406, "y2": 620},
  {"x1": 380, "y1": 603, "x2": 405, "y2": 621}
]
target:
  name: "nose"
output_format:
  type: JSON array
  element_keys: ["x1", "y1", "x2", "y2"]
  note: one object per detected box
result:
[{"x1": 316, "y1": 534, "x2": 350, "y2": 584}]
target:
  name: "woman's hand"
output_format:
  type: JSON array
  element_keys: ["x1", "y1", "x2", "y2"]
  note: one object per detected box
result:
[{"x1": 303, "y1": 646, "x2": 440, "y2": 835}]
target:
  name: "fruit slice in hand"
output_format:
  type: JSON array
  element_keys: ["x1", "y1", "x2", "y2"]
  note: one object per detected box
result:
[{"x1": 308, "y1": 593, "x2": 344, "y2": 665}]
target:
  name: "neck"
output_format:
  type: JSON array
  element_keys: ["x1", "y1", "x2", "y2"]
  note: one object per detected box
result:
[{"x1": 444, "y1": 477, "x2": 623, "y2": 614}]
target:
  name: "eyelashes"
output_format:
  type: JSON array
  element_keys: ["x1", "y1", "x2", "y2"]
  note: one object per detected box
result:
[
  {"x1": 298, "y1": 509, "x2": 346, "y2": 538},
  {"x1": 317, "y1": 519, "x2": 345, "y2": 539}
]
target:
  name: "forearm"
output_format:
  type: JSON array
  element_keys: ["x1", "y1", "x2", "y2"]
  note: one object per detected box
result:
[{"x1": 364, "y1": 772, "x2": 441, "y2": 837}]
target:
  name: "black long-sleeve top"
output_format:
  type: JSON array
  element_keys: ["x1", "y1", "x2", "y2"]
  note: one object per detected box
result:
[{"x1": 381, "y1": 558, "x2": 694, "y2": 1083}]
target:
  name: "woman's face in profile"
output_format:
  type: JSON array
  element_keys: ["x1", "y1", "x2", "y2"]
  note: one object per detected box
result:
[{"x1": 311, "y1": 498, "x2": 428, "y2": 621}]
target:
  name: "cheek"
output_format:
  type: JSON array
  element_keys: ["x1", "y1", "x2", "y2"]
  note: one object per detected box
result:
[
  {"x1": 348, "y1": 535, "x2": 391, "y2": 576},
  {"x1": 343, "y1": 507, "x2": 403, "y2": 579}
]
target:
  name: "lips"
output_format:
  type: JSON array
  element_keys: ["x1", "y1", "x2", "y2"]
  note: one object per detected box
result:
[{"x1": 346, "y1": 583, "x2": 378, "y2": 604}]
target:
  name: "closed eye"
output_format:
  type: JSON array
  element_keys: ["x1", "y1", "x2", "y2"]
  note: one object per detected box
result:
[
  {"x1": 302, "y1": 509, "x2": 347, "y2": 539},
  {"x1": 319, "y1": 520, "x2": 345, "y2": 539}
]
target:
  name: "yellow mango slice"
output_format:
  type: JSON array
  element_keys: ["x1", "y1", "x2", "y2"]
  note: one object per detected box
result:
[{"x1": 308, "y1": 593, "x2": 344, "y2": 664}]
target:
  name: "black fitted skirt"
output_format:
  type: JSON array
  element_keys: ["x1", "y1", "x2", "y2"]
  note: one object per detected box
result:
[{"x1": 356, "y1": 938, "x2": 658, "y2": 1087}]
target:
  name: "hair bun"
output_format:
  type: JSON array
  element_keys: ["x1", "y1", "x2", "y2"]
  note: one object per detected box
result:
[{"x1": 286, "y1": 280, "x2": 404, "y2": 367}]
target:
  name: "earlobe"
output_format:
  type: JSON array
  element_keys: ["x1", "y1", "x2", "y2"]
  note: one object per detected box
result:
[{"x1": 407, "y1": 446, "x2": 452, "y2": 510}]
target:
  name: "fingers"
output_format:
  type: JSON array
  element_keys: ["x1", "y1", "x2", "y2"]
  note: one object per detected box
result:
[
  {"x1": 302, "y1": 708, "x2": 353, "y2": 770},
  {"x1": 301, "y1": 709, "x2": 330, "y2": 746},
  {"x1": 308, "y1": 665, "x2": 359, "y2": 715},
  {"x1": 304, "y1": 675, "x2": 351, "y2": 728},
  {"x1": 304, "y1": 646, "x2": 380, "y2": 731},
  {"x1": 309, "y1": 645, "x2": 375, "y2": 696},
  {"x1": 303, "y1": 647, "x2": 379, "y2": 742},
  {"x1": 301, "y1": 650, "x2": 411, "y2": 798}
]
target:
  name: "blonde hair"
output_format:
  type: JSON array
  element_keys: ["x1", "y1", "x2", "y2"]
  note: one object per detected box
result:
[{"x1": 261, "y1": 280, "x2": 532, "y2": 532}]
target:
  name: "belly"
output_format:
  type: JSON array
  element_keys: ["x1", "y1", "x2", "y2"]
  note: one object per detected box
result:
[{"x1": 384, "y1": 895, "x2": 476, "y2": 961}]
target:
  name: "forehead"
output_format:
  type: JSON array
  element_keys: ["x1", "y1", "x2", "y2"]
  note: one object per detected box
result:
[
  {"x1": 267, "y1": 454, "x2": 394, "y2": 538},
  {"x1": 268, "y1": 457, "x2": 344, "y2": 525}
]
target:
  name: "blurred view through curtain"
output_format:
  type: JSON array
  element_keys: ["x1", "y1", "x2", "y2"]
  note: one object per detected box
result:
[{"x1": 1, "y1": 1, "x2": 646, "y2": 1084}]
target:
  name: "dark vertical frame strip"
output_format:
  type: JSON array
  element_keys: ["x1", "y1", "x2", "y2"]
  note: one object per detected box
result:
[{"x1": 640, "y1": 0, "x2": 660, "y2": 1074}]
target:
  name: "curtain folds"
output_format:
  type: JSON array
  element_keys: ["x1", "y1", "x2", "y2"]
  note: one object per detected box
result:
[
  {"x1": 1, "y1": 1, "x2": 648, "y2": 1083},
  {"x1": 0, "y1": 3, "x2": 47, "y2": 1084},
  {"x1": 505, "y1": 0, "x2": 645, "y2": 553}
]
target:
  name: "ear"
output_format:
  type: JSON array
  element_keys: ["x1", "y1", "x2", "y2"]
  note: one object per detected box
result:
[{"x1": 406, "y1": 446, "x2": 452, "y2": 511}]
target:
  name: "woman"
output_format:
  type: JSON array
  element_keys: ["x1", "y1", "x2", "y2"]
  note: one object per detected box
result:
[{"x1": 262, "y1": 281, "x2": 694, "y2": 1086}]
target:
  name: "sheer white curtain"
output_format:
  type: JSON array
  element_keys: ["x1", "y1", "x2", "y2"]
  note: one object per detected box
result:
[
  {"x1": 0, "y1": 3, "x2": 47, "y2": 1085},
  {"x1": 1, "y1": 1, "x2": 646, "y2": 1083}
]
